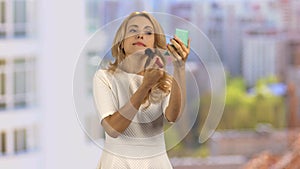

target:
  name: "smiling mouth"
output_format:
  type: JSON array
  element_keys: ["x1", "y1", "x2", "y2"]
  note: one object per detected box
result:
[{"x1": 133, "y1": 42, "x2": 146, "y2": 47}]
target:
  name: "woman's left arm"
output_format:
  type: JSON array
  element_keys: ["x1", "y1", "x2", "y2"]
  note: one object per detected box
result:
[{"x1": 165, "y1": 36, "x2": 190, "y2": 122}]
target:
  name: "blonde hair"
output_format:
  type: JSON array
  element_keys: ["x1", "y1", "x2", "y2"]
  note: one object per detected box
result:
[
  {"x1": 109, "y1": 11, "x2": 167, "y2": 72},
  {"x1": 108, "y1": 11, "x2": 172, "y2": 107}
]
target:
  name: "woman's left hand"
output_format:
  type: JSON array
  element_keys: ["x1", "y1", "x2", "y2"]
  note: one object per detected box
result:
[{"x1": 167, "y1": 35, "x2": 190, "y2": 67}]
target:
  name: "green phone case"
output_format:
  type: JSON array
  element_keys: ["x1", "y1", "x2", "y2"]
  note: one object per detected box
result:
[{"x1": 175, "y1": 28, "x2": 189, "y2": 47}]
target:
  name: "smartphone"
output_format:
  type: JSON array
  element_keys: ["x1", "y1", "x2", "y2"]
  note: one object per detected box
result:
[
  {"x1": 175, "y1": 28, "x2": 189, "y2": 47},
  {"x1": 165, "y1": 28, "x2": 189, "y2": 56}
]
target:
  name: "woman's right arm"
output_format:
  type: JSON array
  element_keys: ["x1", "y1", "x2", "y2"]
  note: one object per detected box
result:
[{"x1": 97, "y1": 69, "x2": 164, "y2": 138}]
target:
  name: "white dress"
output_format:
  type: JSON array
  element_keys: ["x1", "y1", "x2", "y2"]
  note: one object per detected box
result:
[{"x1": 93, "y1": 69, "x2": 173, "y2": 169}]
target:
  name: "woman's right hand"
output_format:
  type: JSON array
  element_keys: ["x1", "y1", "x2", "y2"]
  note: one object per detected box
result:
[{"x1": 142, "y1": 68, "x2": 164, "y2": 90}]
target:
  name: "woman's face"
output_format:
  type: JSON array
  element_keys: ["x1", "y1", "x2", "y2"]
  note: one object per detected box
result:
[{"x1": 123, "y1": 16, "x2": 155, "y2": 56}]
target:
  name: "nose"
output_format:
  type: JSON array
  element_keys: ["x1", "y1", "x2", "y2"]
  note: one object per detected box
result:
[{"x1": 136, "y1": 33, "x2": 144, "y2": 39}]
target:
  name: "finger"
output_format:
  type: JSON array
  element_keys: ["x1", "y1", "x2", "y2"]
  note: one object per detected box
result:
[
  {"x1": 174, "y1": 35, "x2": 190, "y2": 54},
  {"x1": 173, "y1": 35, "x2": 185, "y2": 47},
  {"x1": 186, "y1": 38, "x2": 191, "y2": 52},
  {"x1": 174, "y1": 35, "x2": 188, "y2": 52},
  {"x1": 167, "y1": 44, "x2": 182, "y2": 61},
  {"x1": 170, "y1": 38, "x2": 183, "y2": 53},
  {"x1": 167, "y1": 44, "x2": 180, "y2": 60},
  {"x1": 170, "y1": 40, "x2": 186, "y2": 60},
  {"x1": 155, "y1": 69, "x2": 164, "y2": 76},
  {"x1": 174, "y1": 36, "x2": 189, "y2": 55},
  {"x1": 171, "y1": 38, "x2": 189, "y2": 59},
  {"x1": 187, "y1": 38, "x2": 191, "y2": 49},
  {"x1": 181, "y1": 51, "x2": 188, "y2": 62},
  {"x1": 177, "y1": 38, "x2": 190, "y2": 62}
]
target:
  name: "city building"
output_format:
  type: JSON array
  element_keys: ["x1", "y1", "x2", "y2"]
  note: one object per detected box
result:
[
  {"x1": 242, "y1": 29, "x2": 288, "y2": 86},
  {"x1": 278, "y1": 0, "x2": 300, "y2": 33},
  {"x1": 287, "y1": 36, "x2": 300, "y2": 128},
  {"x1": 0, "y1": 0, "x2": 40, "y2": 168}
]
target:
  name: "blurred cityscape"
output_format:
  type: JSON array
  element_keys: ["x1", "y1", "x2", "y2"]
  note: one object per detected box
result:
[{"x1": 0, "y1": 0, "x2": 300, "y2": 168}]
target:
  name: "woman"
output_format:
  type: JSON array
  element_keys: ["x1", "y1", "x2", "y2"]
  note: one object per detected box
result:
[{"x1": 93, "y1": 11, "x2": 190, "y2": 169}]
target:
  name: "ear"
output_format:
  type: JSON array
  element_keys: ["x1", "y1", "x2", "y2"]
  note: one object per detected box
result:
[
  {"x1": 120, "y1": 41, "x2": 124, "y2": 49},
  {"x1": 117, "y1": 42, "x2": 124, "y2": 55}
]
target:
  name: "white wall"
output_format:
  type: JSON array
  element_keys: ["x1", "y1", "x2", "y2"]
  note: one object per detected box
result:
[{"x1": 38, "y1": 0, "x2": 101, "y2": 168}]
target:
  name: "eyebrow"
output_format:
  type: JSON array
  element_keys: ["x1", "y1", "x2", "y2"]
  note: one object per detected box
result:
[{"x1": 127, "y1": 25, "x2": 153, "y2": 30}]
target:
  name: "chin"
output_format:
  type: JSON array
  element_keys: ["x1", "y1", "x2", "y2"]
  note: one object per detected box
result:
[
  {"x1": 135, "y1": 46, "x2": 147, "y2": 50},
  {"x1": 131, "y1": 47, "x2": 147, "y2": 53}
]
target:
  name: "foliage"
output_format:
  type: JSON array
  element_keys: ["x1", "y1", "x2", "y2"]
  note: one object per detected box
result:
[
  {"x1": 166, "y1": 75, "x2": 286, "y2": 157},
  {"x1": 216, "y1": 75, "x2": 286, "y2": 130}
]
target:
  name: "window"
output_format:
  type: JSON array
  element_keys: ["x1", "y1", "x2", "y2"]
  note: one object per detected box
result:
[
  {"x1": 0, "y1": 0, "x2": 36, "y2": 38},
  {"x1": 13, "y1": 57, "x2": 36, "y2": 108},
  {"x1": 86, "y1": 0, "x2": 101, "y2": 32},
  {"x1": 26, "y1": 57, "x2": 36, "y2": 106},
  {"x1": 85, "y1": 0, "x2": 121, "y2": 33},
  {"x1": 14, "y1": 128, "x2": 27, "y2": 154},
  {"x1": 0, "y1": 131, "x2": 6, "y2": 155},
  {"x1": 0, "y1": 1, "x2": 5, "y2": 23},
  {"x1": 86, "y1": 51, "x2": 101, "y2": 95},
  {"x1": 103, "y1": 1, "x2": 119, "y2": 25},
  {"x1": 0, "y1": 59, "x2": 6, "y2": 109},
  {"x1": 13, "y1": 0, "x2": 27, "y2": 37},
  {"x1": 0, "y1": 1, "x2": 6, "y2": 38},
  {"x1": 0, "y1": 57, "x2": 36, "y2": 110},
  {"x1": 14, "y1": 58, "x2": 27, "y2": 108}
]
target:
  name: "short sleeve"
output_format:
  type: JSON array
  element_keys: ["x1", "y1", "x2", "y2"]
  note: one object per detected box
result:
[
  {"x1": 161, "y1": 93, "x2": 170, "y2": 116},
  {"x1": 93, "y1": 70, "x2": 118, "y2": 122}
]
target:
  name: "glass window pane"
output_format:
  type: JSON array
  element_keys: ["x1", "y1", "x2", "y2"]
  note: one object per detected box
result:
[
  {"x1": 0, "y1": 0, "x2": 5, "y2": 38},
  {"x1": 0, "y1": 59, "x2": 5, "y2": 95},
  {"x1": 14, "y1": 129, "x2": 26, "y2": 153},
  {"x1": 14, "y1": 71, "x2": 26, "y2": 93},
  {"x1": 22, "y1": 129, "x2": 27, "y2": 151},
  {"x1": 0, "y1": 73, "x2": 4, "y2": 95},
  {"x1": 86, "y1": 0, "x2": 101, "y2": 32},
  {"x1": 14, "y1": 58, "x2": 26, "y2": 108},
  {"x1": 0, "y1": 31, "x2": 5, "y2": 38},
  {"x1": 103, "y1": 1, "x2": 119, "y2": 25},
  {"x1": 0, "y1": 1, "x2": 5, "y2": 23},
  {"x1": 14, "y1": 0, "x2": 26, "y2": 37},
  {"x1": 14, "y1": 130, "x2": 17, "y2": 152},
  {"x1": 26, "y1": 58, "x2": 35, "y2": 93},
  {"x1": 0, "y1": 73, "x2": 5, "y2": 109},
  {"x1": 1, "y1": 132, "x2": 6, "y2": 154},
  {"x1": 26, "y1": 58, "x2": 36, "y2": 106},
  {"x1": 0, "y1": 59, "x2": 5, "y2": 109},
  {"x1": 87, "y1": 51, "x2": 100, "y2": 95}
]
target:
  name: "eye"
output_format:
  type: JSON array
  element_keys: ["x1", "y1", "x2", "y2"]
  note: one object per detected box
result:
[
  {"x1": 145, "y1": 31, "x2": 153, "y2": 35},
  {"x1": 129, "y1": 29, "x2": 137, "y2": 33}
]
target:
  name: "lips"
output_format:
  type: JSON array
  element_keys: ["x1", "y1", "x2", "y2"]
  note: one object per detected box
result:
[{"x1": 133, "y1": 42, "x2": 146, "y2": 47}]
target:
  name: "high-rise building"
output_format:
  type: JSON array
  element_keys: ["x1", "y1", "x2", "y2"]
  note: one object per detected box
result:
[
  {"x1": 0, "y1": 0, "x2": 40, "y2": 168},
  {"x1": 242, "y1": 29, "x2": 288, "y2": 86},
  {"x1": 287, "y1": 37, "x2": 300, "y2": 128},
  {"x1": 278, "y1": 0, "x2": 300, "y2": 33},
  {"x1": 222, "y1": 2, "x2": 243, "y2": 76}
]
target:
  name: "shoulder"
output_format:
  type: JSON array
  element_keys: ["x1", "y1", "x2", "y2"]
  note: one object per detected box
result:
[
  {"x1": 93, "y1": 69, "x2": 113, "y2": 84},
  {"x1": 95, "y1": 69, "x2": 119, "y2": 78},
  {"x1": 95, "y1": 69, "x2": 110, "y2": 76},
  {"x1": 94, "y1": 69, "x2": 127, "y2": 84}
]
